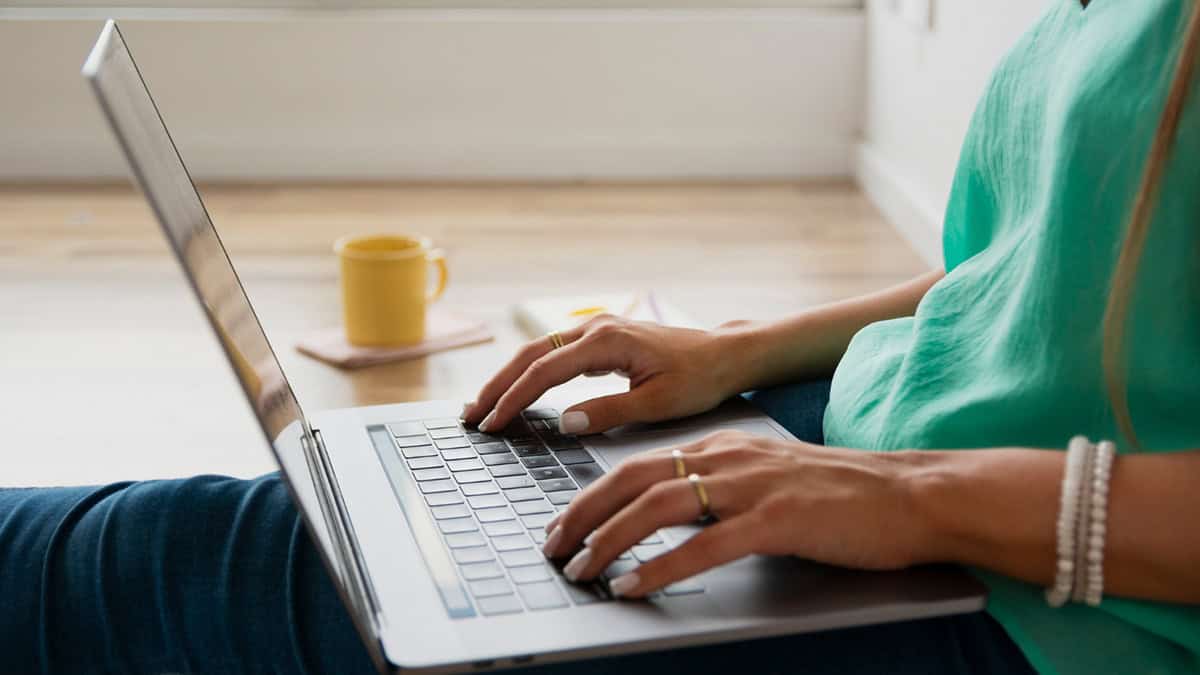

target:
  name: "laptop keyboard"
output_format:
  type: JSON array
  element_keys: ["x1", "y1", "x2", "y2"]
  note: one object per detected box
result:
[{"x1": 368, "y1": 408, "x2": 705, "y2": 619}]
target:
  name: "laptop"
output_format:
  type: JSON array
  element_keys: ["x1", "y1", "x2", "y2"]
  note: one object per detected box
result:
[{"x1": 82, "y1": 19, "x2": 986, "y2": 673}]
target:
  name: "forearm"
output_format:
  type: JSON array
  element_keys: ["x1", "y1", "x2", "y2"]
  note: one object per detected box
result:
[
  {"x1": 905, "y1": 447, "x2": 1200, "y2": 604},
  {"x1": 721, "y1": 268, "x2": 944, "y2": 392}
]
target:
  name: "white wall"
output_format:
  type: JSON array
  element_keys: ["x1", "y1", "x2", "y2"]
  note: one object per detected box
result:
[
  {"x1": 855, "y1": 0, "x2": 1046, "y2": 263},
  {"x1": 0, "y1": 8, "x2": 863, "y2": 180}
]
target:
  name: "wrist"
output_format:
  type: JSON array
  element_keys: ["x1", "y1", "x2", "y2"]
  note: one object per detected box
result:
[
  {"x1": 893, "y1": 450, "x2": 976, "y2": 565},
  {"x1": 709, "y1": 322, "x2": 776, "y2": 395}
]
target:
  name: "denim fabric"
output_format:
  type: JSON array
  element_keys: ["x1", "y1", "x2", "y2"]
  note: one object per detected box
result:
[{"x1": 0, "y1": 381, "x2": 1033, "y2": 675}]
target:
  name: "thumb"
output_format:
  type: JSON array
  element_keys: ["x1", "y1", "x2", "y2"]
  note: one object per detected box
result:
[{"x1": 559, "y1": 387, "x2": 667, "y2": 435}]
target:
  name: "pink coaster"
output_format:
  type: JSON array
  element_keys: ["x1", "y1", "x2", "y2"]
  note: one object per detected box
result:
[{"x1": 296, "y1": 309, "x2": 493, "y2": 369}]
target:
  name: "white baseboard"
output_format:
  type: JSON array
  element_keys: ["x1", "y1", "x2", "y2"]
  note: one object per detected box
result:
[
  {"x1": 854, "y1": 141, "x2": 943, "y2": 266},
  {"x1": 0, "y1": 10, "x2": 863, "y2": 180}
]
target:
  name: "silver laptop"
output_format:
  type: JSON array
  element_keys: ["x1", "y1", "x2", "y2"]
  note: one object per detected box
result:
[{"x1": 82, "y1": 19, "x2": 985, "y2": 673}]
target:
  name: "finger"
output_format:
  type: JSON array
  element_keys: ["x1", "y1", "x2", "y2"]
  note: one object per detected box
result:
[
  {"x1": 543, "y1": 442, "x2": 708, "y2": 557},
  {"x1": 558, "y1": 387, "x2": 659, "y2": 435},
  {"x1": 558, "y1": 474, "x2": 737, "y2": 582},
  {"x1": 482, "y1": 337, "x2": 631, "y2": 432},
  {"x1": 607, "y1": 515, "x2": 757, "y2": 598},
  {"x1": 464, "y1": 326, "x2": 585, "y2": 424}
]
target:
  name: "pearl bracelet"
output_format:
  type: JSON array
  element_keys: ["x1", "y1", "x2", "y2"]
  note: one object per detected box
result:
[
  {"x1": 1047, "y1": 436, "x2": 1116, "y2": 608},
  {"x1": 1046, "y1": 436, "x2": 1090, "y2": 607}
]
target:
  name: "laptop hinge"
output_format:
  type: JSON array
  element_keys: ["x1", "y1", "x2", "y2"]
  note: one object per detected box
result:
[{"x1": 303, "y1": 427, "x2": 386, "y2": 659}]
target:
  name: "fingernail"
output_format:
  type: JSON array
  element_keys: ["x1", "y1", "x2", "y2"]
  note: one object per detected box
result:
[
  {"x1": 543, "y1": 514, "x2": 561, "y2": 533},
  {"x1": 608, "y1": 573, "x2": 640, "y2": 598},
  {"x1": 460, "y1": 401, "x2": 475, "y2": 419},
  {"x1": 563, "y1": 547, "x2": 592, "y2": 581},
  {"x1": 542, "y1": 526, "x2": 563, "y2": 557},
  {"x1": 559, "y1": 411, "x2": 589, "y2": 434},
  {"x1": 479, "y1": 411, "x2": 497, "y2": 432}
]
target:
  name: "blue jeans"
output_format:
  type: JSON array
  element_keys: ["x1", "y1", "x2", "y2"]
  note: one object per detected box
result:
[{"x1": 0, "y1": 381, "x2": 1034, "y2": 675}]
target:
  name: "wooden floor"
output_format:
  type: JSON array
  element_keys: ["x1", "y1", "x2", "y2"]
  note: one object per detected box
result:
[{"x1": 1, "y1": 182, "x2": 926, "y2": 486}]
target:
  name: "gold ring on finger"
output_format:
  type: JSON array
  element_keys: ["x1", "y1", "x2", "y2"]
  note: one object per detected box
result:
[
  {"x1": 546, "y1": 331, "x2": 565, "y2": 350},
  {"x1": 687, "y1": 472, "x2": 712, "y2": 520},
  {"x1": 671, "y1": 449, "x2": 688, "y2": 479}
]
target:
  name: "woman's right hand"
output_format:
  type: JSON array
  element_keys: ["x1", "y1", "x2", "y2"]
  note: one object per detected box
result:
[{"x1": 461, "y1": 314, "x2": 752, "y2": 436}]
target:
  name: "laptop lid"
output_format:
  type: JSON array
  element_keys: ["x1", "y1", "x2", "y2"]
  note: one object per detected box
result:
[{"x1": 81, "y1": 19, "x2": 384, "y2": 667}]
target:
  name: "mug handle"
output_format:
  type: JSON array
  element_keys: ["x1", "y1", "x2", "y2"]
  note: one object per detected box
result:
[{"x1": 426, "y1": 249, "x2": 448, "y2": 303}]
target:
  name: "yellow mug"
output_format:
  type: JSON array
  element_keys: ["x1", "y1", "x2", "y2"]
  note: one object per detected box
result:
[{"x1": 334, "y1": 234, "x2": 448, "y2": 346}]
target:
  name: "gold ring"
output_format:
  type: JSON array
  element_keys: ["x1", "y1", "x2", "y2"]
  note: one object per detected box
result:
[
  {"x1": 671, "y1": 449, "x2": 687, "y2": 479},
  {"x1": 687, "y1": 473, "x2": 712, "y2": 520},
  {"x1": 546, "y1": 331, "x2": 565, "y2": 350}
]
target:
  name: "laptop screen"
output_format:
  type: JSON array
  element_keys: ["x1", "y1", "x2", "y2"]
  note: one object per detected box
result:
[{"x1": 81, "y1": 21, "x2": 351, "y2": 598}]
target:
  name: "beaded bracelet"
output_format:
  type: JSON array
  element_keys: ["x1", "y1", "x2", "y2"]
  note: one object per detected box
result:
[
  {"x1": 1084, "y1": 441, "x2": 1116, "y2": 606},
  {"x1": 1046, "y1": 436, "x2": 1090, "y2": 607}
]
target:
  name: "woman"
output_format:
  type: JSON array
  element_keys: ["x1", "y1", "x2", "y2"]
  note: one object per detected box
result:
[{"x1": 4, "y1": 1, "x2": 1199, "y2": 673}]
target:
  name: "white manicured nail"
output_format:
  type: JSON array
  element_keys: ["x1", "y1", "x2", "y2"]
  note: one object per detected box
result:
[
  {"x1": 460, "y1": 401, "x2": 475, "y2": 419},
  {"x1": 608, "y1": 573, "x2": 640, "y2": 598},
  {"x1": 563, "y1": 547, "x2": 592, "y2": 581},
  {"x1": 543, "y1": 514, "x2": 561, "y2": 533},
  {"x1": 542, "y1": 526, "x2": 563, "y2": 557},
  {"x1": 479, "y1": 411, "x2": 497, "y2": 432},
  {"x1": 559, "y1": 411, "x2": 589, "y2": 434}
]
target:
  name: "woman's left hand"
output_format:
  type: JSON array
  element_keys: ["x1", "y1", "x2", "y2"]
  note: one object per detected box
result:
[{"x1": 541, "y1": 430, "x2": 936, "y2": 597}]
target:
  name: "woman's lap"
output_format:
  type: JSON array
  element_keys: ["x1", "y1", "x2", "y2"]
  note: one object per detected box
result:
[{"x1": 0, "y1": 381, "x2": 1032, "y2": 675}]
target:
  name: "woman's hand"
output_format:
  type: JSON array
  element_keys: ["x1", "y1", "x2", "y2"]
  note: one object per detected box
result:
[
  {"x1": 462, "y1": 314, "x2": 752, "y2": 435},
  {"x1": 540, "y1": 431, "x2": 934, "y2": 597}
]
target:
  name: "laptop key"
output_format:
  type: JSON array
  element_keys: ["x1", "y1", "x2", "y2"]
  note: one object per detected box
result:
[
  {"x1": 459, "y1": 561, "x2": 504, "y2": 581},
  {"x1": 521, "y1": 455, "x2": 559, "y2": 469},
  {"x1": 447, "y1": 458, "x2": 484, "y2": 472},
  {"x1": 483, "y1": 520, "x2": 525, "y2": 537},
  {"x1": 438, "y1": 517, "x2": 478, "y2": 535},
  {"x1": 413, "y1": 467, "x2": 451, "y2": 481},
  {"x1": 547, "y1": 438, "x2": 584, "y2": 451},
  {"x1": 632, "y1": 544, "x2": 670, "y2": 562},
  {"x1": 396, "y1": 436, "x2": 434, "y2": 448},
  {"x1": 425, "y1": 419, "x2": 460, "y2": 430},
  {"x1": 388, "y1": 422, "x2": 425, "y2": 437},
  {"x1": 523, "y1": 408, "x2": 559, "y2": 420},
  {"x1": 503, "y1": 487, "x2": 543, "y2": 502},
  {"x1": 441, "y1": 448, "x2": 475, "y2": 461},
  {"x1": 500, "y1": 549, "x2": 544, "y2": 568},
  {"x1": 509, "y1": 563, "x2": 553, "y2": 584},
  {"x1": 469, "y1": 578, "x2": 514, "y2": 598},
  {"x1": 481, "y1": 452, "x2": 518, "y2": 466},
  {"x1": 530, "y1": 528, "x2": 548, "y2": 545},
  {"x1": 663, "y1": 579, "x2": 706, "y2": 596},
  {"x1": 475, "y1": 506, "x2": 516, "y2": 523},
  {"x1": 444, "y1": 531, "x2": 486, "y2": 548},
  {"x1": 537, "y1": 478, "x2": 576, "y2": 493},
  {"x1": 419, "y1": 479, "x2": 458, "y2": 494},
  {"x1": 431, "y1": 504, "x2": 471, "y2": 520},
  {"x1": 514, "y1": 499, "x2": 553, "y2": 516},
  {"x1": 425, "y1": 491, "x2": 463, "y2": 507},
  {"x1": 407, "y1": 456, "x2": 443, "y2": 470},
  {"x1": 436, "y1": 438, "x2": 471, "y2": 450},
  {"x1": 530, "y1": 466, "x2": 568, "y2": 480},
  {"x1": 401, "y1": 445, "x2": 438, "y2": 459},
  {"x1": 497, "y1": 475, "x2": 535, "y2": 490},
  {"x1": 454, "y1": 470, "x2": 493, "y2": 484},
  {"x1": 555, "y1": 450, "x2": 594, "y2": 466},
  {"x1": 521, "y1": 512, "x2": 555, "y2": 530},
  {"x1": 564, "y1": 462, "x2": 604, "y2": 487},
  {"x1": 473, "y1": 442, "x2": 510, "y2": 455},
  {"x1": 430, "y1": 428, "x2": 464, "y2": 440},
  {"x1": 489, "y1": 464, "x2": 527, "y2": 478},
  {"x1": 561, "y1": 581, "x2": 608, "y2": 605},
  {"x1": 516, "y1": 581, "x2": 568, "y2": 610},
  {"x1": 476, "y1": 594, "x2": 523, "y2": 616},
  {"x1": 547, "y1": 490, "x2": 577, "y2": 506},
  {"x1": 491, "y1": 533, "x2": 533, "y2": 552},
  {"x1": 461, "y1": 482, "x2": 499, "y2": 496},
  {"x1": 603, "y1": 560, "x2": 639, "y2": 579},
  {"x1": 466, "y1": 493, "x2": 506, "y2": 509},
  {"x1": 639, "y1": 533, "x2": 664, "y2": 545},
  {"x1": 452, "y1": 546, "x2": 495, "y2": 564},
  {"x1": 512, "y1": 445, "x2": 550, "y2": 458},
  {"x1": 467, "y1": 432, "x2": 503, "y2": 444}
]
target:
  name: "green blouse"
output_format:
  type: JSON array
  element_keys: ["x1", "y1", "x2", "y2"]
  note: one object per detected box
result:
[{"x1": 823, "y1": 1, "x2": 1200, "y2": 673}]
